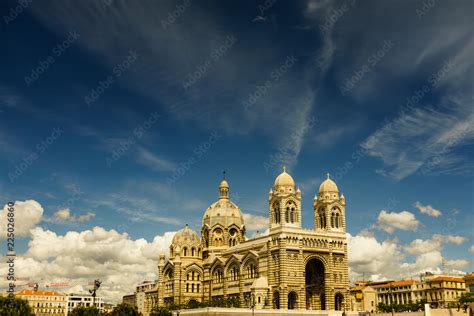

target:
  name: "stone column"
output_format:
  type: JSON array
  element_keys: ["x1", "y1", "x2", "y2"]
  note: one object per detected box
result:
[
  {"x1": 325, "y1": 271, "x2": 333, "y2": 310},
  {"x1": 173, "y1": 262, "x2": 182, "y2": 305},
  {"x1": 267, "y1": 238, "x2": 275, "y2": 308},
  {"x1": 239, "y1": 272, "x2": 244, "y2": 307}
]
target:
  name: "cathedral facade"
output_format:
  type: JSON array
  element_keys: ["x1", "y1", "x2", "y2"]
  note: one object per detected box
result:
[{"x1": 145, "y1": 168, "x2": 349, "y2": 312}]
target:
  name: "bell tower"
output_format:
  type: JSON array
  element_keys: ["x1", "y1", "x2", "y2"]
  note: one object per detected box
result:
[
  {"x1": 269, "y1": 166, "x2": 302, "y2": 231},
  {"x1": 314, "y1": 173, "x2": 346, "y2": 232}
]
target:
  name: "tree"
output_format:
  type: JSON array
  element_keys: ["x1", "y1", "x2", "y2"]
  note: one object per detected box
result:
[
  {"x1": 150, "y1": 307, "x2": 172, "y2": 316},
  {"x1": 110, "y1": 303, "x2": 142, "y2": 316},
  {"x1": 0, "y1": 296, "x2": 33, "y2": 316},
  {"x1": 68, "y1": 306, "x2": 102, "y2": 316},
  {"x1": 460, "y1": 293, "x2": 474, "y2": 304}
]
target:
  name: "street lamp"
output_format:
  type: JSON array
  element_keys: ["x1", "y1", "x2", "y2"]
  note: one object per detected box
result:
[{"x1": 89, "y1": 279, "x2": 102, "y2": 308}]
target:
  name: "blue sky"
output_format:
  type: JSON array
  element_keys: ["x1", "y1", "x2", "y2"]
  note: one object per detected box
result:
[{"x1": 0, "y1": 0, "x2": 473, "y2": 302}]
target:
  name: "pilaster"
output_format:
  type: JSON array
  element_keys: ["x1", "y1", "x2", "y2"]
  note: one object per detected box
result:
[{"x1": 279, "y1": 235, "x2": 288, "y2": 309}]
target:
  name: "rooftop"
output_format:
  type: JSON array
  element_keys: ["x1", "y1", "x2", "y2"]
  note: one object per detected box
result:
[{"x1": 16, "y1": 289, "x2": 65, "y2": 297}]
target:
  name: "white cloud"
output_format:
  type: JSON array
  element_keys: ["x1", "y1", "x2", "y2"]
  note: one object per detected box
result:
[
  {"x1": 445, "y1": 259, "x2": 470, "y2": 270},
  {"x1": 53, "y1": 208, "x2": 95, "y2": 222},
  {"x1": 0, "y1": 200, "x2": 43, "y2": 239},
  {"x1": 348, "y1": 233, "x2": 403, "y2": 281},
  {"x1": 243, "y1": 213, "x2": 268, "y2": 231},
  {"x1": 348, "y1": 232, "x2": 469, "y2": 282},
  {"x1": 376, "y1": 210, "x2": 419, "y2": 234},
  {"x1": 415, "y1": 202, "x2": 442, "y2": 217},
  {"x1": 0, "y1": 226, "x2": 176, "y2": 304},
  {"x1": 469, "y1": 245, "x2": 474, "y2": 253},
  {"x1": 444, "y1": 235, "x2": 466, "y2": 245},
  {"x1": 403, "y1": 234, "x2": 466, "y2": 255},
  {"x1": 404, "y1": 238, "x2": 441, "y2": 255}
]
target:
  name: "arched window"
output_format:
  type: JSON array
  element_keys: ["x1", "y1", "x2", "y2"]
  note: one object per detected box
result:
[
  {"x1": 191, "y1": 248, "x2": 195, "y2": 256},
  {"x1": 331, "y1": 213, "x2": 335, "y2": 228},
  {"x1": 183, "y1": 247, "x2": 188, "y2": 256},
  {"x1": 192, "y1": 284, "x2": 194, "y2": 292},
  {"x1": 335, "y1": 213, "x2": 340, "y2": 228},
  {"x1": 186, "y1": 283, "x2": 189, "y2": 292},
  {"x1": 197, "y1": 284, "x2": 200, "y2": 292},
  {"x1": 285, "y1": 207, "x2": 290, "y2": 222},
  {"x1": 273, "y1": 202, "x2": 280, "y2": 223},
  {"x1": 192, "y1": 271, "x2": 195, "y2": 281}
]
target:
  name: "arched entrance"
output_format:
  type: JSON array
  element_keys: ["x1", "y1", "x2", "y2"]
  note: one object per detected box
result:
[
  {"x1": 273, "y1": 291, "x2": 280, "y2": 309},
  {"x1": 288, "y1": 291, "x2": 298, "y2": 309},
  {"x1": 187, "y1": 299, "x2": 199, "y2": 309},
  {"x1": 335, "y1": 293, "x2": 344, "y2": 311},
  {"x1": 305, "y1": 258, "x2": 325, "y2": 310}
]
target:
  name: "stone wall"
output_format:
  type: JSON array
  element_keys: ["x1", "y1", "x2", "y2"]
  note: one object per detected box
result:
[
  {"x1": 174, "y1": 308, "x2": 359, "y2": 316},
  {"x1": 173, "y1": 308, "x2": 472, "y2": 316}
]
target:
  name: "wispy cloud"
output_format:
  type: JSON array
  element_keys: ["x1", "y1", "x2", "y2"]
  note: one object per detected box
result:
[
  {"x1": 135, "y1": 147, "x2": 177, "y2": 172},
  {"x1": 362, "y1": 98, "x2": 474, "y2": 180},
  {"x1": 53, "y1": 208, "x2": 95, "y2": 222},
  {"x1": 414, "y1": 201, "x2": 442, "y2": 217}
]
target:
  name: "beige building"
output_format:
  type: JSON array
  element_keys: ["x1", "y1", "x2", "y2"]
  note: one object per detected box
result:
[
  {"x1": 465, "y1": 273, "x2": 474, "y2": 293},
  {"x1": 424, "y1": 276, "x2": 466, "y2": 307},
  {"x1": 123, "y1": 293, "x2": 136, "y2": 306},
  {"x1": 349, "y1": 281, "x2": 378, "y2": 312},
  {"x1": 374, "y1": 280, "x2": 425, "y2": 306},
  {"x1": 136, "y1": 281, "x2": 155, "y2": 314},
  {"x1": 145, "y1": 169, "x2": 350, "y2": 314},
  {"x1": 15, "y1": 289, "x2": 67, "y2": 315}
]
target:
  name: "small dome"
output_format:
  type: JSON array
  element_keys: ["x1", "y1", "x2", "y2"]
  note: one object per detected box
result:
[
  {"x1": 220, "y1": 179, "x2": 229, "y2": 188},
  {"x1": 251, "y1": 276, "x2": 269, "y2": 289},
  {"x1": 274, "y1": 166, "x2": 295, "y2": 188},
  {"x1": 319, "y1": 173, "x2": 339, "y2": 192},
  {"x1": 171, "y1": 224, "x2": 201, "y2": 247}
]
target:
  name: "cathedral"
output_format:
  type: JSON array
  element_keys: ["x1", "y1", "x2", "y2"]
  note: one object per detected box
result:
[{"x1": 145, "y1": 168, "x2": 349, "y2": 312}]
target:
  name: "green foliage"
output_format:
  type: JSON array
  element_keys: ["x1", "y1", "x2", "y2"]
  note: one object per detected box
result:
[
  {"x1": 109, "y1": 303, "x2": 142, "y2": 316},
  {"x1": 68, "y1": 305, "x2": 102, "y2": 316},
  {"x1": 207, "y1": 296, "x2": 240, "y2": 308},
  {"x1": 0, "y1": 295, "x2": 33, "y2": 316},
  {"x1": 459, "y1": 293, "x2": 474, "y2": 304},
  {"x1": 377, "y1": 300, "x2": 426, "y2": 313},
  {"x1": 150, "y1": 307, "x2": 172, "y2": 316},
  {"x1": 150, "y1": 296, "x2": 241, "y2": 315}
]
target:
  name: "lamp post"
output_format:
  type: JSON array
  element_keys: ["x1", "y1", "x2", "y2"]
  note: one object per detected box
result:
[{"x1": 89, "y1": 279, "x2": 102, "y2": 308}]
